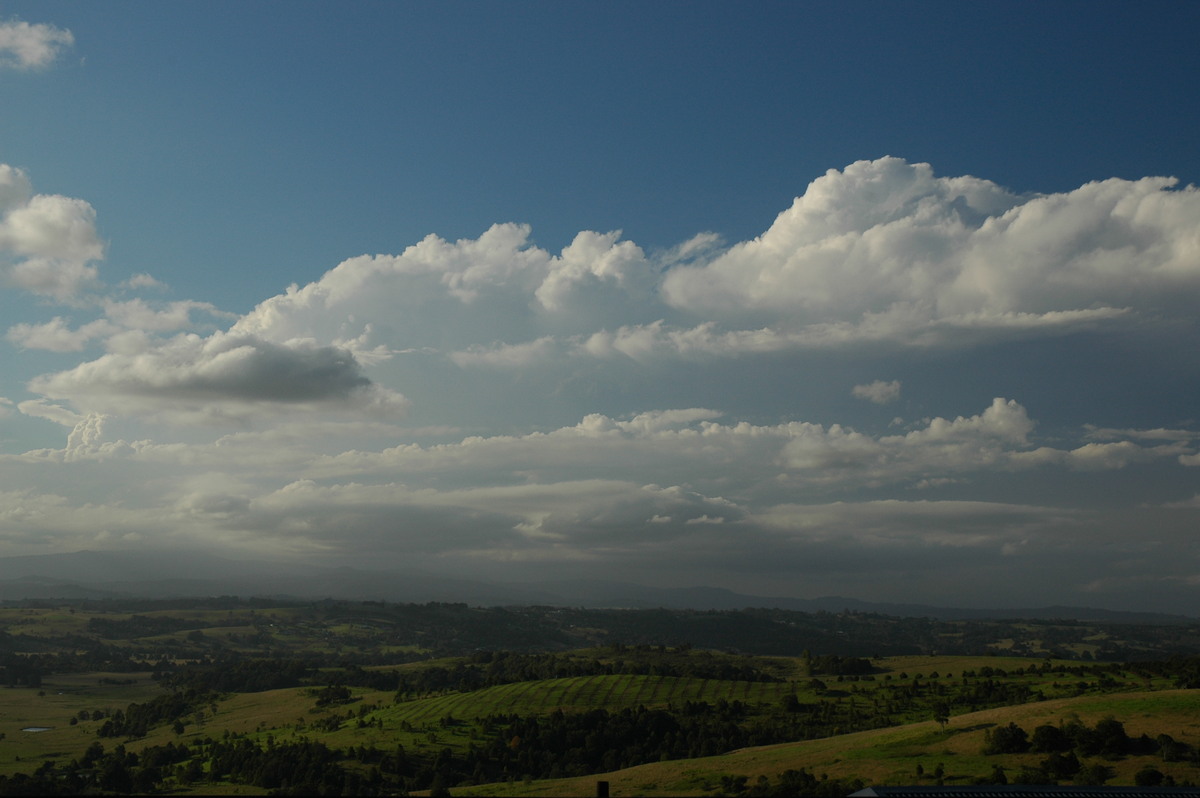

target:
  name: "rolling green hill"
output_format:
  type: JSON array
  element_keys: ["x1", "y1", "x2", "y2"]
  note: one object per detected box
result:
[
  {"x1": 446, "y1": 690, "x2": 1200, "y2": 796},
  {"x1": 2, "y1": 598, "x2": 1199, "y2": 794}
]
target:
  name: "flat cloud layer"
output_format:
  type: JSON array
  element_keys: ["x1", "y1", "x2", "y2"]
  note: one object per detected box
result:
[{"x1": 3, "y1": 158, "x2": 1200, "y2": 611}]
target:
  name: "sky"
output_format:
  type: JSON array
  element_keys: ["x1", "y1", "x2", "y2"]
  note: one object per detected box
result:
[{"x1": 1, "y1": 1, "x2": 1198, "y2": 612}]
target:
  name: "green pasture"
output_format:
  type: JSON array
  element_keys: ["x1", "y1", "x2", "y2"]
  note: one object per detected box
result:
[
  {"x1": 0, "y1": 605, "x2": 335, "y2": 655},
  {"x1": 1, "y1": 645, "x2": 1195, "y2": 795},
  {"x1": 136, "y1": 607, "x2": 303, "y2": 623},
  {"x1": 1, "y1": 652, "x2": 1169, "y2": 779},
  {"x1": 0, "y1": 672, "x2": 163, "y2": 776},
  {"x1": 386, "y1": 674, "x2": 797, "y2": 725},
  {"x1": 449, "y1": 689, "x2": 1200, "y2": 796},
  {"x1": 873, "y1": 654, "x2": 1058, "y2": 675},
  {"x1": 286, "y1": 674, "x2": 809, "y2": 759},
  {"x1": 0, "y1": 607, "x2": 92, "y2": 638}
]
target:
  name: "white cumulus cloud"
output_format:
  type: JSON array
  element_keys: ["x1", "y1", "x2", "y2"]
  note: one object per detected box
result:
[
  {"x1": 1, "y1": 165, "x2": 104, "y2": 301},
  {"x1": 852, "y1": 379, "x2": 901, "y2": 404},
  {"x1": 0, "y1": 18, "x2": 74, "y2": 70},
  {"x1": 660, "y1": 157, "x2": 1200, "y2": 342}
]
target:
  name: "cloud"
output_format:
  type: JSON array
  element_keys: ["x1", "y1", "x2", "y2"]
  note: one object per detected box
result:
[
  {"x1": 8, "y1": 300, "x2": 236, "y2": 353},
  {"x1": 0, "y1": 486, "x2": 173, "y2": 555},
  {"x1": 64, "y1": 412, "x2": 108, "y2": 461},
  {"x1": 1083, "y1": 424, "x2": 1196, "y2": 443},
  {"x1": 0, "y1": 18, "x2": 74, "y2": 70},
  {"x1": 101, "y1": 298, "x2": 233, "y2": 332},
  {"x1": 6, "y1": 158, "x2": 1200, "y2": 610},
  {"x1": 230, "y1": 223, "x2": 661, "y2": 353},
  {"x1": 16, "y1": 398, "x2": 83, "y2": 427},
  {"x1": 1011, "y1": 440, "x2": 1193, "y2": 471},
  {"x1": 450, "y1": 336, "x2": 561, "y2": 368},
  {"x1": 289, "y1": 399, "x2": 1177, "y2": 509},
  {"x1": 852, "y1": 379, "x2": 901, "y2": 404},
  {"x1": 115, "y1": 156, "x2": 1190, "y2": 450},
  {"x1": 27, "y1": 331, "x2": 409, "y2": 422},
  {"x1": 168, "y1": 476, "x2": 740, "y2": 562},
  {"x1": 660, "y1": 157, "x2": 1200, "y2": 341},
  {"x1": 1, "y1": 165, "x2": 104, "y2": 301},
  {"x1": 122, "y1": 273, "x2": 165, "y2": 290},
  {"x1": 779, "y1": 398, "x2": 1033, "y2": 477},
  {"x1": 754, "y1": 499, "x2": 1073, "y2": 550},
  {"x1": 7, "y1": 317, "x2": 117, "y2": 352},
  {"x1": 534, "y1": 230, "x2": 651, "y2": 311},
  {"x1": 3, "y1": 384, "x2": 1194, "y2": 606},
  {"x1": 579, "y1": 321, "x2": 809, "y2": 361}
]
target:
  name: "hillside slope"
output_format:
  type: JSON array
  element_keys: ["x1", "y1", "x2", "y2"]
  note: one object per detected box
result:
[{"x1": 447, "y1": 690, "x2": 1200, "y2": 796}]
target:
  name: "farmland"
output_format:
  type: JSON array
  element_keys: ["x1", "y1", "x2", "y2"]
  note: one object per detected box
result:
[{"x1": 1, "y1": 598, "x2": 1199, "y2": 794}]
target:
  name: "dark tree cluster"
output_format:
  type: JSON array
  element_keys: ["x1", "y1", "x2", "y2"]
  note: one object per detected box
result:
[
  {"x1": 719, "y1": 768, "x2": 865, "y2": 797},
  {"x1": 386, "y1": 648, "x2": 783, "y2": 702},
  {"x1": 97, "y1": 689, "x2": 212, "y2": 739},
  {"x1": 981, "y1": 716, "x2": 1198, "y2": 786},
  {"x1": 160, "y1": 657, "x2": 315, "y2": 693},
  {"x1": 803, "y1": 653, "x2": 874, "y2": 676}
]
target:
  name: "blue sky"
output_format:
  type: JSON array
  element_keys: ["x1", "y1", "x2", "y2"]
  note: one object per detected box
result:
[{"x1": 1, "y1": 2, "x2": 1198, "y2": 611}]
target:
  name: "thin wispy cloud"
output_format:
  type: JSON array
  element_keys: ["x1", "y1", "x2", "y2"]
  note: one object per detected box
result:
[{"x1": 853, "y1": 380, "x2": 902, "y2": 404}]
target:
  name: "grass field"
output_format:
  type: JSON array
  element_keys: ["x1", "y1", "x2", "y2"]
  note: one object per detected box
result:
[
  {"x1": 3, "y1": 601, "x2": 1198, "y2": 797},
  {"x1": 0, "y1": 671, "x2": 166, "y2": 777},
  {"x1": 2, "y1": 652, "x2": 1191, "y2": 786},
  {"x1": 445, "y1": 690, "x2": 1200, "y2": 797},
  {"x1": 385, "y1": 674, "x2": 796, "y2": 724}
]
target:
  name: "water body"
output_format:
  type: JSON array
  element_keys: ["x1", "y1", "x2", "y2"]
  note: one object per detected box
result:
[{"x1": 20, "y1": 726, "x2": 52, "y2": 732}]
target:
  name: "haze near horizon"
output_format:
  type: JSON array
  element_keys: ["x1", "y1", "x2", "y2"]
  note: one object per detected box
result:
[{"x1": 1, "y1": 2, "x2": 1198, "y2": 613}]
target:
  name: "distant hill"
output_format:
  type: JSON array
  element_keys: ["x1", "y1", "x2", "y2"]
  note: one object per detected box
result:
[
  {"x1": 516, "y1": 579, "x2": 1198, "y2": 624},
  {"x1": 0, "y1": 549, "x2": 1193, "y2": 624}
]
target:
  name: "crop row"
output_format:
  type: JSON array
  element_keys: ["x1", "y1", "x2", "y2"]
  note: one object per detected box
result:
[{"x1": 382, "y1": 674, "x2": 794, "y2": 727}]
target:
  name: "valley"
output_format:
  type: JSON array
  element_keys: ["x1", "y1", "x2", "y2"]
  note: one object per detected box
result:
[{"x1": 1, "y1": 598, "x2": 1198, "y2": 795}]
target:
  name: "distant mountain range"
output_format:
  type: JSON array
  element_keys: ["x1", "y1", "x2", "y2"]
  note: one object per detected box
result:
[{"x1": 0, "y1": 549, "x2": 1193, "y2": 625}]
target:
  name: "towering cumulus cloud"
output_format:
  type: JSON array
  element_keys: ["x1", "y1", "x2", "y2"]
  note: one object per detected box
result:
[
  {"x1": 207, "y1": 157, "x2": 1200, "y2": 374},
  {"x1": 659, "y1": 157, "x2": 1198, "y2": 346}
]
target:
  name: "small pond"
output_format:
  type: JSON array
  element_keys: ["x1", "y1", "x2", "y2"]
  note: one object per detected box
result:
[{"x1": 21, "y1": 726, "x2": 53, "y2": 732}]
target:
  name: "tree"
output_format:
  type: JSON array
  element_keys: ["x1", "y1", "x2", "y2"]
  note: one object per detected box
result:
[
  {"x1": 1093, "y1": 716, "x2": 1129, "y2": 757},
  {"x1": 1041, "y1": 751, "x2": 1081, "y2": 780},
  {"x1": 1075, "y1": 762, "x2": 1114, "y2": 786},
  {"x1": 932, "y1": 702, "x2": 950, "y2": 732},
  {"x1": 983, "y1": 723, "x2": 1030, "y2": 754},
  {"x1": 1031, "y1": 723, "x2": 1070, "y2": 753},
  {"x1": 429, "y1": 770, "x2": 452, "y2": 797},
  {"x1": 133, "y1": 766, "x2": 161, "y2": 794},
  {"x1": 98, "y1": 758, "x2": 133, "y2": 793}
]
